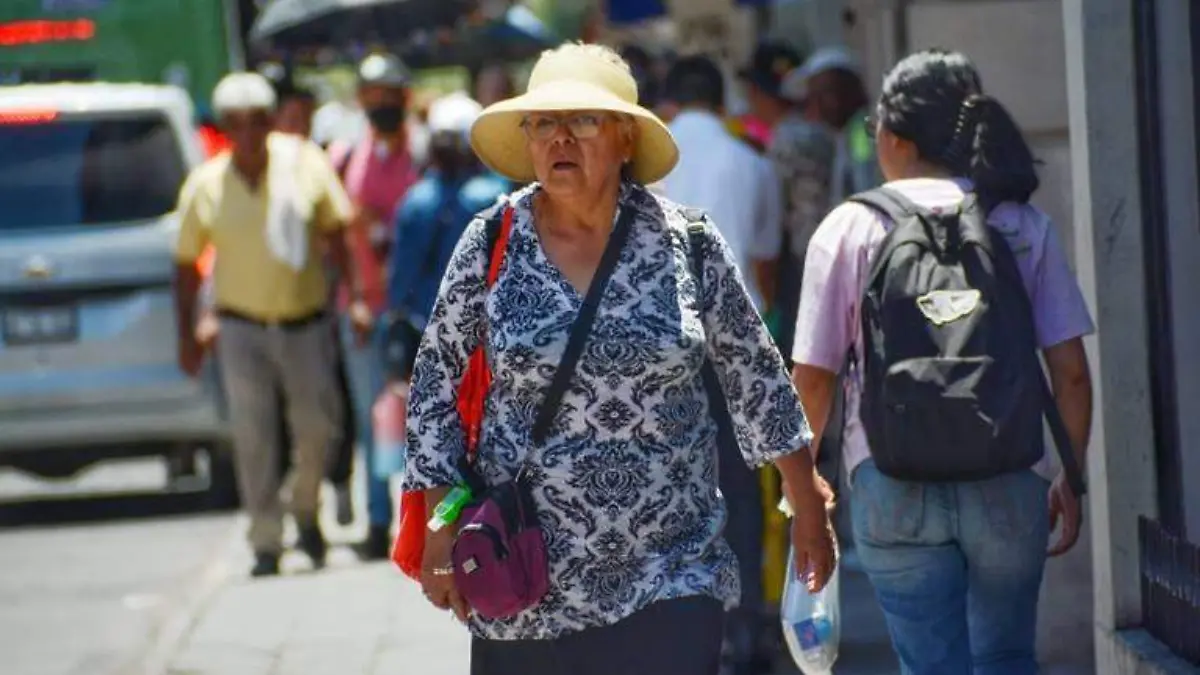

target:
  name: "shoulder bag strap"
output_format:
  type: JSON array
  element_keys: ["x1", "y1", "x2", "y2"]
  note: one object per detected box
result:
[
  {"x1": 531, "y1": 205, "x2": 637, "y2": 445},
  {"x1": 683, "y1": 212, "x2": 741, "y2": 455}
]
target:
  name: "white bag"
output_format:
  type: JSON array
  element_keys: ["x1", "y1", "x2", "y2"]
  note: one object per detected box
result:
[{"x1": 781, "y1": 545, "x2": 841, "y2": 675}]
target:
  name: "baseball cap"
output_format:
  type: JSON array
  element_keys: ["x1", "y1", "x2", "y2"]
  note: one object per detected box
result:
[
  {"x1": 357, "y1": 53, "x2": 411, "y2": 88},
  {"x1": 797, "y1": 46, "x2": 861, "y2": 80},
  {"x1": 738, "y1": 42, "x2": 805, "y2": 100},
  {"x1": 212, "y1": 72, "x2": 277, "y2": 114},
  {"x1": 427, "y1": 92, "x2": 483, "y2": 137}
]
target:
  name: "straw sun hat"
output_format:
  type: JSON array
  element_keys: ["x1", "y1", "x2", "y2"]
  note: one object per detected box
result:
[{"x1": 469, "y1": 44, "x2": 679, "y2": 185}]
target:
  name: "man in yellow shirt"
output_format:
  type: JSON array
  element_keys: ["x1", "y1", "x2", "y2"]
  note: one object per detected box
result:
[{"x1": 173, "y1": 72, "x2": 371, "y2": 577}]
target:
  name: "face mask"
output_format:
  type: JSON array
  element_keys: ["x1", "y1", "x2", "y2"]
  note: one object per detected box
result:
[{"x1": 366, "y1": 105, "x2": 405, "y2": 133}]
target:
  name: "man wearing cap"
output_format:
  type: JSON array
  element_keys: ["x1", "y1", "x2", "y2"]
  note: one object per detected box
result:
[
  {"x1": 795, "y1": 46, "x2": 880, "y2": 204},
  {"x1": 327, "y1": 53, "x2": 421, "y2": 557},
  {"x1": 173, "y1": 72, "x2": 370, "y2": 577},
  {"x1": 738, "y1": 42, "x2": 835, "y2": 364}
]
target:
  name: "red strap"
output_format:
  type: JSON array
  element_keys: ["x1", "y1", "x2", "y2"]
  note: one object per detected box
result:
[
  {"x1": 459, "y1": 206, "x2": 513, "y2": 459},
  {"x1": 486, "y1": 206, "x2": 513, "y2": 286}
]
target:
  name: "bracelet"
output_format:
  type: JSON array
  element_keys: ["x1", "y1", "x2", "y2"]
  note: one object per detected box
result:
[{"x1": 431, "y1": 565, "x2": 455, "y2": 576}]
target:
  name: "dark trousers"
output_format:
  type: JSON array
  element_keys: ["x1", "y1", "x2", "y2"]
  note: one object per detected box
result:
[
  {"x1": 470, "y1": 597, "x2": 724, "y2": 675},
  {"x1": 717, "y1": 423, "x2": 764, "y2": 664},
  {"x1": 278, "y1": 323, "x2": 355, "y2": 486}
]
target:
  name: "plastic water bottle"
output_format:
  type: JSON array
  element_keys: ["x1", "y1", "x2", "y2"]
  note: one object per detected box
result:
[{"x1": 371, "y1": 383, "x2": 408, "y2": 480}]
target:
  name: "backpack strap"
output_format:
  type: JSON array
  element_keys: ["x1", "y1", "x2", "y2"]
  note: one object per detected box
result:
[
  {"x1": 847, "y1": 187, "x2": 935, "y2": 293},
  {"x1": 681, "y1": 209, "x2": 742, "y2": 459},
  {"x1": 988, "y1": 228, "x2": 1089, "y2": 499}
]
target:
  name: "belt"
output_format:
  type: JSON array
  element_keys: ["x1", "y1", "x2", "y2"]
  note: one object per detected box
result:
[{"x1": 216, "y1": 308, "x2": 327, "y2": 330}]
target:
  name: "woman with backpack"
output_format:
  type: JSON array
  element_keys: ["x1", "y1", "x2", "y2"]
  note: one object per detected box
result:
[{"x1": 792, "y1": 49, "x2": 1095, "y2": 674}]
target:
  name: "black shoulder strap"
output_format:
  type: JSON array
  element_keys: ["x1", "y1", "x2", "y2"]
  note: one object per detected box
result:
[
  {"x1": 682, "y1": 210, "x2": 741, "y2": 455},
  {"x1": 848, "y1": 187, "x2": 932, "y2": 292},
  {"x1": 988, "y1": 226, "x2": 1088, "y2": 499},
  {"x1": 847, "y1": 186, "x2": 920, "y2": 221},
  {"x1": 531, "y1": 205, "x2": 637, "y2": 445},
  {"x1": 682, "y1": 207, "x2": 708, "y2": 303}
]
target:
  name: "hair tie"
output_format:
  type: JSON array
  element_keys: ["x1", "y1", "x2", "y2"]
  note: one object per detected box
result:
[{"x1": 941, "y1": 93, "x2": 988, "y2": 165}]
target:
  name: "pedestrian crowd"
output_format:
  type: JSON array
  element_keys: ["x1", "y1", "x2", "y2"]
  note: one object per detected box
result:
[{"x1": 173, "y1": 38, "x2": 1093, "y2": 675}]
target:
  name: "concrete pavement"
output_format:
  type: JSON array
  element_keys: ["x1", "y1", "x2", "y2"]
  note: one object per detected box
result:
[
  {"x1": 0, "y1": 460, "x2": 239, "y2": 675},
  {"x1": 154, "y1": 535, "x2": 897, "y2": 675},
  {"x1": 163, "y1": 556, "x2": 469, "y2": 675}
]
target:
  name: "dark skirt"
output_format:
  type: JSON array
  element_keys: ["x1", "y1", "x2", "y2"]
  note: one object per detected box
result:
[{"x1": 470, "y1": 596, "x2": 724, "y2": 675}]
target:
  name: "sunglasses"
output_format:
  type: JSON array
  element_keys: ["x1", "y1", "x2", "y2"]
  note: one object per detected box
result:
[{"x1": 520, "y1": 112, "x2": 613, "y2": 141}]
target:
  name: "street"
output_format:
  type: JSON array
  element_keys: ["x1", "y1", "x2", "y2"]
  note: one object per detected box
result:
[{"x1": 0, "y1": 460, "x2": 237, "y2": 675}]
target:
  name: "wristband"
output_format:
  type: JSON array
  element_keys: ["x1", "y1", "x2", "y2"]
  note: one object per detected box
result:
[{"x1": 427, "y1": 485, "x2": 473, "y2": 532}]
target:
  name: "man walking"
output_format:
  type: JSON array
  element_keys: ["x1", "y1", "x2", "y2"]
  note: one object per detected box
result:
[{"x1": 173, "y1": 72, "x2": 370, "y2": 577}]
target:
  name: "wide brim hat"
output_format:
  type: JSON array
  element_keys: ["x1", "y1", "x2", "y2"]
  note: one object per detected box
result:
[{"x1": 469, "y1": 47, "x2": 678, "y2": 185}]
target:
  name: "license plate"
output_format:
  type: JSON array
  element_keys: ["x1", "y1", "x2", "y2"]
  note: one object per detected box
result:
[{"x1": 3, "y1": 305, "x2": 78, "y2": 345}]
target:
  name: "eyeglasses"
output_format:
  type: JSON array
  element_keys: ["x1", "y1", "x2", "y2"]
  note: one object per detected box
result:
[{"x1": 520, "y1": 112, "x2": 611, "y2": 141}]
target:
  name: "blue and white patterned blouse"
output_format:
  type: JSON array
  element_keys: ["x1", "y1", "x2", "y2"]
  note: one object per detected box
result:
[{"x1": 404, "y1": 181, "x2": 812, "y2": 641}]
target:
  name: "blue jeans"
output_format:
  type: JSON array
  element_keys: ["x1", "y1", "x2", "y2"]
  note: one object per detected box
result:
[
  {"x1": 850, "y1": 460, "x2": 1049, "y2": 675},
  {"x1": 339, "y1": 317, "x2": 392, "y2": 527}
]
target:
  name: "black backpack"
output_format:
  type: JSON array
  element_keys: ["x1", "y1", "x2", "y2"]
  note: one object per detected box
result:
[{"x1": 849, "y1": 187, "x2": 1086, "y2": 497}]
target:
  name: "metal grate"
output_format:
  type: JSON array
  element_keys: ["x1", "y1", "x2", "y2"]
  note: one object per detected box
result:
[{"x1": 1138, "y1": 516, "x2": 1200, "y2": 665}]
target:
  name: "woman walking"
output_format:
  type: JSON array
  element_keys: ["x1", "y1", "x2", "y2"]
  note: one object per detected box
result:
[
  {"x1": 403, "y1": 43, "x2": 836, "y2": 675},
  {"x1": 792, "y1": 49, "x2": 1094, "y2": 674}
]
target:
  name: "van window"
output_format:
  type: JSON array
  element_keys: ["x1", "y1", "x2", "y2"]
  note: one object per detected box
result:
[{"x1": 0, "y1": 113, "x2": 186, "y2": 230}]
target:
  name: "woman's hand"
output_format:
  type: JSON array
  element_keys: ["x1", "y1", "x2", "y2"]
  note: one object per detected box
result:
[
  {"x1": 774, "y1": 451, "x2": 838, "y2": 592},
  {"x1": 419, "y1": 529, "x2": 471, "y2": 622},
  {"x1": 1047, "y1": 472, "x2": 1082, "y2": 557},
  {"x1": 788, "y1": 472, "x2": 838, "y2": 593}
]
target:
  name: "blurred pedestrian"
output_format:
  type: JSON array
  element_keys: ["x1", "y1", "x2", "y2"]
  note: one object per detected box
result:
[
  {"x1": 473, "y1": 65, "x2": 515, "y2": 108},
  {"x1": 738, "y1": 42, "x2": 835, "y2": 363},
  {"x1": 328, "y1": 53, "x2": 421, "y2": 558},
  {"x1": 792, "y1": 49, "x2": 1093, "y2": 674},
  {"x1": 659, "y1": 54, "x2": 784, "y2": 675},
  {"x1": 275, "y1": 82, "x2": 318, "y2": 139},
  {"x1": 406, "y1": 43, "x2": 835, "y2": 675},
  {"x1": 264, "y1": 78, "x2": 360, "y2": 525},
  {"x1": 172, "y1": 72, "x2": 371, "y2": 577},
  {"x1": 382, "y1": 91, "x2": 510, "y2": 387},
  {"x1": 795, "y1": 47, "x2": 881, "y2": 204}
]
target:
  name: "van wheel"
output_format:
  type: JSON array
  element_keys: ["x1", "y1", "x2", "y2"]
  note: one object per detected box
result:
[{"x1": 206, "y1": 442, "x2": 240, "y2": 510}]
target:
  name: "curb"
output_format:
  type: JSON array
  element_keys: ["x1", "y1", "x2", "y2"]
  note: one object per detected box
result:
[{"x1": 120, "y1": 516, "x2": 245, "y2": 675}]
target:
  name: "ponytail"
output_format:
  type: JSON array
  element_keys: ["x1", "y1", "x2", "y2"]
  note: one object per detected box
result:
[
  {"x1": 877, "y1": 50, "x2": 1041, "y2": 210},
  {"x1": 966, "y1": 94, "x2": 1039, "y2": 210}
]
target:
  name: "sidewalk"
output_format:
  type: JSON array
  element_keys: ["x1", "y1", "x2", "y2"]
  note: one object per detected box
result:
[
  {"x1": 156, "y1": 530, "x2": 898, "y2": 675},
  {"x1": 162, "y1": 549, "x2": 469, "y2": 675}
]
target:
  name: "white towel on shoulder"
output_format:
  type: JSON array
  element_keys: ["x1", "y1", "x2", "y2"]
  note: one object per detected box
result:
[{"x1": 264, "y1": 134, "x2": 309, "y2": 271}]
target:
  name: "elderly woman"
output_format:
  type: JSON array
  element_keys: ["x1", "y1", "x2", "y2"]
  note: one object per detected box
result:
[{"x1": 405, "y1": 43, "x2": 836, "y2": 675}]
